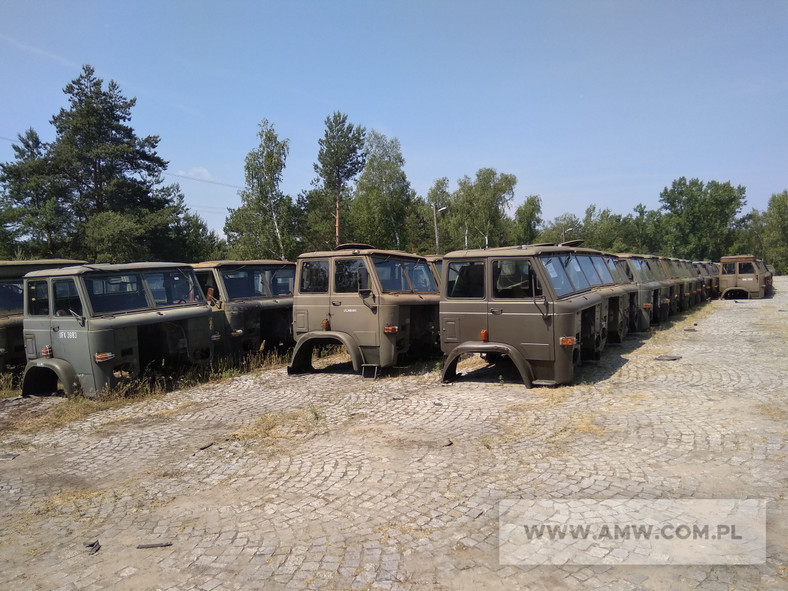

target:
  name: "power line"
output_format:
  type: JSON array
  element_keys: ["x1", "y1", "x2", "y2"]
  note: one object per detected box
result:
[{"x1": 164, "y1": 171, "x2": 243, "y2": 190}]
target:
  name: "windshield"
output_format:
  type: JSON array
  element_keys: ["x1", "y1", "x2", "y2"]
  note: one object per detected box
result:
[
  {"x1": 560, "y1": 254, "x2": 592, "y2": 292},
  {"x1": 372, "y1": 257, "x2": 437, "y2": 293},
  {"x1": 143, "y1": 269, "x2": 205, "y2": 307},
  {"x1": 270, "y1": 266, "x2": 295, "y2": 296},
  {"x1": 86, "y1": 268, "x2": 204, "y2": 314},
  {"x1": 604, "y1": 256, "x2": 626, "y2": 283},
  {"x1": 633, "y1": 259, "x2": 654, "y2": 282},
  {"x1": 591, "y1": 256, "x2": 615, "y2": 284},
  {"x1": 539, "y1": 254, "x2": 574, "y2": 297},
  {"x1": 404, "y1": 260, "x2": 438, "y2": 292},
  {"x1": 0, "y1": 280, "x2": 24, "y2": 315},
  {"x1": 86, "y1": 273, "x2": 149, "y2": 314},
  {"x1": 220, "y1": 265, "x2": 295, "y2": 299},
  {"x1": 644, "y1": 259, "x2": 667, "y2": 280}
]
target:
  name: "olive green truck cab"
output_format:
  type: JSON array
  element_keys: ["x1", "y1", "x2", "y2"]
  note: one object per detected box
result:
[
  {"x1": 439, "y1": 245, "x2": 605, "y2": 387},
  {"x1": 287, "y1": 246, "x2": 440, "y2": 376},
  {"x1": 192, "y1": 260, "x2": 295, "y2": 356},
  {"x1": 1, "y1": 259, "x2": 84, "y2": 371},
  {"x1": 21, "y1": 263, "x2": 214, "y2": 397}
]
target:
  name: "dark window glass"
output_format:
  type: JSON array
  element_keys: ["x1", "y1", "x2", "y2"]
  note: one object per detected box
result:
[
  {"x1": 446, "y1": 261, "x2": 485, "y2": 298},
  {"x1": 299, "y1": 261, "x2": 329, "y2": 293},
  {"x1": 86, "y1": 273, "x2": 148, "y2": 313},
  {"x1": 0, "y1": 280, "x2": 24, "y2": 314},
  {"x1": 221, "y1": 268, "x2": 267, "y2": 299},
  {"x1": 27, "y1": 280, "x2": 49, "y2": 316},
  {"x1": 270, "y1": 267, "x2": 295, "y2": 295},
  {"x1": 334, "y1": 259, "x2": 369, "y2": 293},
  {"x1": 53, "y1": 278, "x2": 83, "y2": 316}
]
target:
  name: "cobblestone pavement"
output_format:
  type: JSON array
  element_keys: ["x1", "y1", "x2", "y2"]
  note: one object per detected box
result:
[{"x1": 1, "y1": 278, "x2": 787, "y2": 590}]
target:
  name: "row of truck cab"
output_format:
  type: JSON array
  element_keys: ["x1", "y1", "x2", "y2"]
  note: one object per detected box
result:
[{"x1": 0, "y1": 248, "x2": 773, "y2": 396}]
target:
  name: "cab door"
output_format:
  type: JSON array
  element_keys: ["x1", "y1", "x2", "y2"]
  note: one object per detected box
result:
[
  {"x1": 486, "y1": 258, "x2": 554, "y2": 361},
  {"x1": 440, "y1": 259, "x2": 488, "y2": 350},
  {"x1": 23, "y1": 278, "x2": 52, "y2": 361},
  {"x1": 49, "y1": 277, "x2": 91, "y2": 375},
  {"x1": 328, "y1": 257, "x2": 378, "y2": 348},
  {"x1": 293, "y1": 259, "x2": 331, "y2": 339}
]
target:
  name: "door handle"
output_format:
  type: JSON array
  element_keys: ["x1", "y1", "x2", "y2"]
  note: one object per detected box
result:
[
  {"x1": 489, "y1": 308, "x2": 502, "y2": 315},
  {"x1": 52, "y1": 326, "x2": 59, "y2": 332},
  {"x1": 331, "y1": 300, "x2": 342, "y2": 306}
]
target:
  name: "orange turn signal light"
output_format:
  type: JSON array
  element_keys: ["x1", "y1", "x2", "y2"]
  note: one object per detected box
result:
[
  {"x1": 480, "y1": 329, "x2": 489, "y2": 342},
  {"x1": 384, "y1": 325, "x2": 398, "y2": 334},
  {"x1": 644, "y1": 303, "x2": 652, "y2": 309},
  {"x1": 93, "y1": 352, "x2": 115, "y2": 363},
  {"x1": 560, "y1": 336, "x2": 576, "y2": 347},
  {"x1": 42, "y1": 345, "x2": 53, "y2": 358},
  {"x1": 322, "y1": 319, "x2": 330, "y2": 331}
]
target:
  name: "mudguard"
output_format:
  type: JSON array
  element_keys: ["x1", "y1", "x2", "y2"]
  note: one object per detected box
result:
[
  {"x1": 287, "y1": 331, "x2": 364, "y2": 374},
  {"x1": 441, "y1": 341, "x2": 534, "y2": 388},
  {"x1": 22, "y1": 357, "x2": 80, "y2": 397}
]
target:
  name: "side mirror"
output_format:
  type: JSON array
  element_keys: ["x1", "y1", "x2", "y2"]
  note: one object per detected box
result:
[{"x1": 206, "y1": 287, "x2": 222, "y2": 309}]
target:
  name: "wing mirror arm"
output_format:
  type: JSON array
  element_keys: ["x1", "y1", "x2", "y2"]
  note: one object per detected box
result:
[
  {"x1": 69, "y1": 309, "x2": 85, "y2": 326},
  {"x1": 359, "y1": 287, "x2": 377, "y2": 311}
]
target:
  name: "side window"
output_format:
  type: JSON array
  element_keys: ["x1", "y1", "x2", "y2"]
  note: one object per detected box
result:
[
  {"x1": 738, "y1": 262, "x2": 755, "y2": 274},
  {"x1": 334, "y1": 258, "x2": 369, "y2": 293},
  {"x1": 492, "y1": 259, "x2": 541, "y2": 298},
  {"x1": 53, "y1": 278, "x2": 82, "y2": 316},
  {"x1": 722, "y1": 263, "x2": 736, "y2": 275},
  {"x1": 447, "y1": 261, "x2": 485, "y2": 298},
  {"x1": 299, "y1": 260, "x2": 329, "y2": 293},
  {"x1": 195, "y1": 271, "x2": 216, "y2": 299},
  {"x1": 27, "y1": 280, "x2": 50, "y2": 316}
]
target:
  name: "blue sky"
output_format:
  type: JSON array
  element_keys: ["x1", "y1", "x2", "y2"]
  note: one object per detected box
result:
[{"x1": 1, "y1": 0, "x2": 786, "y2": 237}]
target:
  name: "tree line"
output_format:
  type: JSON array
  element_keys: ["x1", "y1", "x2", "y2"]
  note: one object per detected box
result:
[{"x1": 3, "y1": 65, "x2": 787, "y2": 273}]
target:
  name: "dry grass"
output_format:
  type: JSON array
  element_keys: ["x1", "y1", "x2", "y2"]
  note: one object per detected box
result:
[
  {"x1": 34, "y1": 489, "x2": 109, "y2": 518},
  {"x1": 3, "y1": 349, "x2": 291, "y2": 433},
  {"x1": 0, "y1": 371, "x2": 21, "y2": 399},
  {"x1": 757, "y1": 402, "x2": 788, "y2": 422},
  {"x1": 230, "y1": 404, "x2": 325, "y2": 445}
]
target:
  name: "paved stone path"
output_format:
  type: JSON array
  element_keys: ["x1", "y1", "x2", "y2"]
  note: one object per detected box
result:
[{"x1": 1, "y1": 278, "x2": 786, "y2": 590}]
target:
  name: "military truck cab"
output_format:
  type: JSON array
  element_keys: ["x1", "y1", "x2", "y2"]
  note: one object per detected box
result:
[
  {"x1": 192, "y1": 260, "x2": 295, "y2": 356},
  {"x1": 0, "y1": 259, "x2": 84, "y2": 371},
  {"x1": 287, "y1": 246, "x2": 440, "y2": 376},
  {"x1": 21, "y1": 263, "x2": 214, "y2": 397},
  {"x1": 719, "y1": 255, "x2": 771, "y2": 299},
  {"x1": 439, "y1": 245, "x2": 603, "y2": 387},
  {"x1": 617, "y1": 254, "x2": 668, "y2": 328},
  {"x1": 572, "y1": 249, "x2": 638, "y2": 345}
]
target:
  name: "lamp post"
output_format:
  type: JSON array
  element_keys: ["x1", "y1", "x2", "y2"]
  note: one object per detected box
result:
[
  {"x1": 433, "y1": 204, "x2": 448, "y2": 255},
  {"x1": 562, "y1": 226, "x2": 575, "y2": 243}
]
